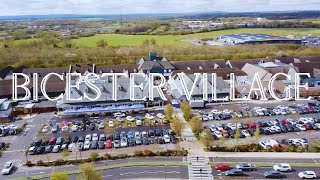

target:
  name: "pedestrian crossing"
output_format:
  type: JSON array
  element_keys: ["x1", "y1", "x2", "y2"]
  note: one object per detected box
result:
[{"x1": 188, "y1": 156, "x2": 213, "y2": 180}]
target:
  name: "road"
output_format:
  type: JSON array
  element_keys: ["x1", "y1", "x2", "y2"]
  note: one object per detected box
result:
[{"x1": 3, "y1": 156, "x2": 185, "y2": 179}]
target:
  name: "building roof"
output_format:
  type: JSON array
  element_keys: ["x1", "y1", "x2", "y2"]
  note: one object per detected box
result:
[
  {"x1": 171, "y1": 68, "x2": 247, "y2": 80},
  {"x1": 0, "y1": 66, "x2": 14, "y2": 79},
  {"x1": 227, "y1": 58, "x2": 272, "y2": 69},
  {"x1": 96, "y1": 64, "x2": 138, "y2": 74},
  {"x1": 266, "y1": 56, "x2": 320, "y2": 64},
  {"x1": 294, "y1": 62, "x2": 320, "y2": 78},
  {"x1": 23, "y1": 67, "x2": 69, "y2": 77},
  {"x1": 172, "y1": 59, "x2": 226, "y2": 70}
]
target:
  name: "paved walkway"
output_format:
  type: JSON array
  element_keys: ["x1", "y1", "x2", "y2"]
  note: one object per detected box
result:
[{"x1": 188, "y1": 156, "x2": 213, "y2": 180}]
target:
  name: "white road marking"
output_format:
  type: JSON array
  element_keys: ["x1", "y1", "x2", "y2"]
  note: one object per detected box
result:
[{"x1": 313, "y1": 158, "x2": 318, "y2": 164}]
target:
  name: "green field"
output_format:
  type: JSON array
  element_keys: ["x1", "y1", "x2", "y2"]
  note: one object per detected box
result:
[{"x1": 73, "y1": 28, "x2": 320, "y2": 47}]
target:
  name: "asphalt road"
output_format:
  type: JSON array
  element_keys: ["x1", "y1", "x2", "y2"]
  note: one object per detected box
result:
[
  {"x1": 213, "y1": 166, "x2": 320, "y2": 180},
  {"x1": 3, "y1": 157, "x2": 185, "y2": 179}
]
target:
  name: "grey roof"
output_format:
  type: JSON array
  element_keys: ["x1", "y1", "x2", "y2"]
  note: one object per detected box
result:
[{"x1": 0, "y1": 66, "x2": 13, "y2": 79}]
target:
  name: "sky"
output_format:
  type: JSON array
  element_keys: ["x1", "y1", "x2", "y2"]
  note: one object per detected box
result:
[{"x1": 0, "y1": 0, "x2": 320, "y2": 16}]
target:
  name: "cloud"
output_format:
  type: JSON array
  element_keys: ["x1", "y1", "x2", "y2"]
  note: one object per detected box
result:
[{"x1": 0, "y1": 0, "x2": 319, "y2": 16}]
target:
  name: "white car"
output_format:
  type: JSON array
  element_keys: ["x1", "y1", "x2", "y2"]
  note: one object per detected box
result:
[
  {"x1": 2, "y1": 162, "x2": 13, "y2": 175},
  {"x1": 209, "y1": 125, "x2": 216, "y2": 132},
  {"x1": 259, "y1": 141, "x2": 272, "y2": 149},
  {"x1": 126, "y1": 116, "x2": 135, "y2": 122},
  {"x1": 273, "y1": 163, "x2": 291, "y2": 172},
  {"x1": 202, "y1": 115, "x2": 209, "y2": 121},
  {"x1": 114, "y1": 112, "x2": 125, "y2": 118},
  {"x1": 296, "y1": 124, "x2": 306, "y2": 131},
  {"x1": 273, "y1": 109, "x2": 281, "y2": 115},
  {"x1": 145, "y1": 113, "x2": 154, "y2": 120},
  {"x1": 211, "y1": 109, "x2": 221, "y2": 114},
  {"x1": 241, "y1": 130, "x2": 251, "y2": 137},
  {"x1": 68, "y1": 143, "x2": 75, "y2": 152},
  {"x1": 298, "y1": 171, "x2": 317, "y2": 179},
  {"x1": 41, "y1": 126, "x2": 49, "y2": 133},
  {"x1": 85, "y1": 134, "x2": 92, "y2": 141},
  {"x1": 163, "y1": 135, "x2": 170, "y2": 143},
  {"x1": 98, "y1": 122, "x2": 105, "y2": 129},
  {"x1": 213, "y1": 131, "x2": 222, "y2": 139},
  {"x1": 92, "y1": 133, "x2": 99, "y2": 141},
  {"x1": 71, "y1": 125, "x2": 78, "y2": 132},
  {"x1": 136, "y1": 120, "x2": 142, "y2": 126},
  {"x1": 116, "y1": 117, "x2": 124, "y2": 122},
  {"x1": 141, "y1": 131, "x2": 148, "y2": 137},
  {"x1": 61, "y1": 126, "x2": 69, "y2": 132},
  {"x1": 223, "y1": 109, "x2": 231, "y2": 114},
  {"x1": 227, "y1": 123, "x2": 237, "y2": 130},
  {"x1": 108, "y1": 121, "x2": 114, "y2": 128},
  {"x1": 215, "y1": 124, "x2": 223, "y2": 131},
  {"x1": 83, "y1": 141, "x2": 91, "y2": 150},
  {"x1": 121, "y1": 137, "x2": 128, "y2": 147},
  {"x1": 156, "y1": 113, "x2": 165, "y2": 119},
  {"x1": 207, "y1": 114, "x2": 214, "y2": 120},
  {"x1": 280, "y1": 110, "x2": 287, "y2": 115},
  {"x1": 289, "y1": 108, "x2": 297, "y2": 114},
  {"x1": 315, "y1": 123, "x2": 320, "y2": 129},
  {"x1": 256, "y1": 110, "x2": 264, "y2": 116}
]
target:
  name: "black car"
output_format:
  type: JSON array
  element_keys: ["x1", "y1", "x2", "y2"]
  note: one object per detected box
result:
[
  {"x1": 91, "y1": 141, "x2": 98, "y2": 149},
  {"x1": 45, "y1": 145, "x2": 53, "y2": 153},
  {"x1": 72, "y1": 120, "x2": 80, "y2": 126},
  {"x1": 308, "y1": 123, "x2": 319, "y2": 130},
  {"x1": 33, "y1": 139, "x2": 43, "y2": 147},
  {"x1": 36, "y1": 146, "x2": 46, "y2": 154},
  {"x1": 120, "y1": 131, "x2": 126, "y2": 139},
  {"x1": 170, "y1": 135, "x2": 177, "y2": 144},
  {"x1": 89, "y1": 123, "x2": 95, "y2": 130},
  {"x1": 227, "y1": 130, "x2": 235, "y2": 138},
  {"x1": 148, "y1": 130, "x2": 155, "y2": 137},
  {"x1": 63, "y1": 138, "x2": 71, "y2": 145},
  {"x1": 98, "y1": 141, "x2": 105, "y2": 149},
  {"x1": 284, "y1": 124, "x2": 294, "y2": 132},
  {"x1": 263, "y1": 170, "x2": 285, "y2": 178},
  {"x1": 80, "y1": 125, "x2": 86, "y2": 131},
  {"x1": 113, "y1": 132, "x2": 120, "y2": 140},
  {"x1": 142, "y1": 137, "x2": 149, "y2": 145},
  {"x1": 71, "y1": 136, "x2": 79, "y2": 143},
  {"x1": 0, "y1": 142, "x2": 6, "y2": 149},
  {"x1": 128, "y1": 138, "x2": 135, "y2": 146},
  {"x1": 235, "y1": 163, "x2": 255, "y2": 171},
  {"x1": 149, "y1": 137, "x2": 156, "y2": 144},
  {"x1": 155, "y1": 129, "x2": 162, "y2": 137},
  {"x1": 78, "y1": 136, "x2": 85, "y2": 142},
  {"x1": 157, "y1": 137, "x2": 164, "y2": 144},
  {"x1": 279, "y1": 124, "x2": 288, "y2": 133},
  {"x1": 225, "y1": 169, "x2": 244, "y2": 176},
  {"x1": 162, "y1": 129, "x2": 168, "y2": 136}
]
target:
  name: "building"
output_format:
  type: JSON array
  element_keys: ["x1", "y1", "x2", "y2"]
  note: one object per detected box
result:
[{"x1": 216, "y1": 33, "x2": 302, "y2": 45}]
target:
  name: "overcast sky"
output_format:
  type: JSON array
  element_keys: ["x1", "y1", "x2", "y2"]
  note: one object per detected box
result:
[{"x1": 1, "y1": 0, "x2": 319, "y2": 16}]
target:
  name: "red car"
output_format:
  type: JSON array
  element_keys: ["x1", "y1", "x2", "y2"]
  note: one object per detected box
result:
[
  {"x1": 304, "y1": 107, "x2": 314, "y2": 113},
  {"x1": 220, "y1": 130, "x2": 229, "y2": 138},
  {"x1": 215, "y1": 163, "x2": 231, "y2": 171},
  {"x1": 282, "y1": 119, "x2": 290, "y2": 125},
  {"x1": 104, "y1": 139, "x2": 113, "y2": 149},
  {"x1": 303, "y1": 124, "x2": 312, "y2": 130},
  {"x1": 48, "y1": 137, "x2": 56, "y2": 145}
]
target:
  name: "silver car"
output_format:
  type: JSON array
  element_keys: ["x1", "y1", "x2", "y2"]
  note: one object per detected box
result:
[{"x1": 2, "y1": 162, "x2": 13, "y2": 175}]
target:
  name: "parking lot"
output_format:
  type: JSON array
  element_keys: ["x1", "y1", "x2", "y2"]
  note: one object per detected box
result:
[{"x1": 26, "y1": 111, "x2": 180, "y2": 159}]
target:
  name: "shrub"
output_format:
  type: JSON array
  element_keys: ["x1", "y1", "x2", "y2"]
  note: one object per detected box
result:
[
  {"x1": 36, "y1": 160, "x2": 44, "y2": 166},
  {"x1": 90, "y1": 152, "x2": 99, "y2": 161},
  {"x1": 104, "y1": 153, "x2": 111, "y2": 159},
  {"x1": 116, "y1": 153, "x2": 128, "y2": 159},
  {"x1": 133, "y1": 150, "x2": 144, "y2": 157},
  {"x1": 272, "y1": 146, "x2": 283, "y2": 152},
  {"x1": 53, "y1": 159, "x2": 65, "y2": 166},
  {"x1": 143, "y1": 150, "x2": 153, "y2": 157},
  {"x1": 297, "y1": 146, "x2": 306, "y2": 152},
  {"x1": 26, "y1": 160, "x2": 33, "y2": 167}
]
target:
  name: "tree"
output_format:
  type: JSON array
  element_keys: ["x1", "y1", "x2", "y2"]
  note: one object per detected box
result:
[
  {"x1": 219, "y1": 135, "x2": 226, "y2": 147},
  {"x1": 96, "y1": 39, "x2": 108, "y2": 48},
  {"x1": 90, "y1": 152, "x2": 99, "y2": 162},
  {"x1": 170, "y1": 116, "x2": 185, "y2": 138},
  {"x1": 61, "y1": 149, "x2": 70, "y2": 160},
  {"x1": 254, "y1": 127, "x2": 261, "y2": 142},
  {"x1": 234, "y1": 128, "x2": 241, "y2": 145},
  {"x1": 180, "y1": 100, "x2": 192, "y2": 121},
  {"x1": 77, "y1": 163, "x2": 102, "y2": 180},
  {"x1": 200, "y1": 129, "x2": 214, "y2": 151},
  {"x1": 62, "y1": 131, "x2": 72, "y2": 141},
  {"x1": 50, "y1": 171, "x2": 69, "y2": 180},
  {"x1": 164, "y1": 104, "x2": 173, "y2": 121},
  {"x1": 189, "y1": 117, "x2": 202, "y2": 135}
]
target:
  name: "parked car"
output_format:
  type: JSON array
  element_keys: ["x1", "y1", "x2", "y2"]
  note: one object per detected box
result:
[
  {"x1": 42, "y1": 126, "x2": 49, "y2": 133},
  {"x1": 108, "y1": 120, "x2": 114, "y2": 128},
  {"x1": 2, "y1": 162, "x2": 13, "y2": 175},
  {"x1": 121, "y1": 137, "x2": 128, "y2": 147},
  {"x1": 98, "y1": 122, "x2": 105, "y2": 129},
  {"x1": 52, "y1": 145, "x2": 61, "y2": 153},
  {"x1": 113, "y1": 140, "x2": 120, "y2": 148},
  {"x1": 163, "y1": 135, "x2": 171, "y2": 143},
  {"x1": 83, "y1": 141, "x2": 91, "y2": 150}
]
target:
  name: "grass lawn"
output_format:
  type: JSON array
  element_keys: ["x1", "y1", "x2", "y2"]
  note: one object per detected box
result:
[{"x1": 73, "y1": 28, "x2": 320, "y2": 48}]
